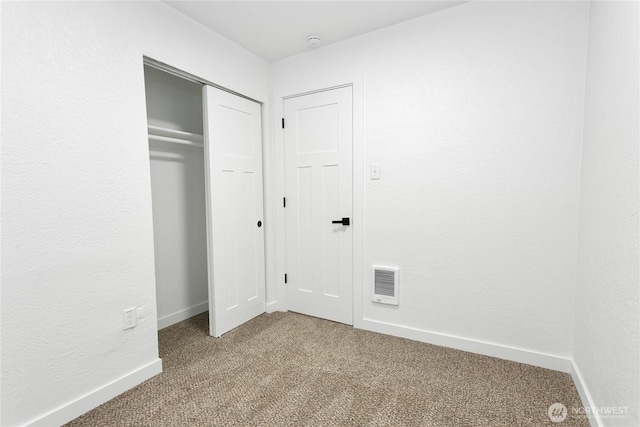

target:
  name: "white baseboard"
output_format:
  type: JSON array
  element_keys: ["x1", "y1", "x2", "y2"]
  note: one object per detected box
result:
[
  {"x1": 361, "y1": 318, "x2": 608, "y2": 426},
  {"x1": 266, "y1": 300, "x2": 282, "y2": 313},
  {"x1": 157, "y1": 301, "x2": 208, "y2": 330},
  {"x1": 570, "y1": 360, "x2": 601, "y2": 427},
  {"x1": 26, "y1": 358, "x2": 162, "y2": 427},
  {"x1": 361, "y1": 318, "x2": 573, "y2": 373}
]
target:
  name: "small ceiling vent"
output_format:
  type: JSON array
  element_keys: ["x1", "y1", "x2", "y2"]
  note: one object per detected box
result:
[{"x1": 372, "y1": 266, "x2": 399, "y2": 305}]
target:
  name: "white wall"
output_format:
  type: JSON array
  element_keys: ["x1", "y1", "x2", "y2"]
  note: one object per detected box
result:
[
  {"x1": 144, "y1": 66, "x2": 209, "y2": 329},
  {"x1": 0, "y1": 2, "x2": 269, "y2": 425},
  {"x1": 574, "y1": 2, "x2": 639, "y2": 426},
  {"x1": 272, "y1": 1, "x2": 590, "y2": 361}
]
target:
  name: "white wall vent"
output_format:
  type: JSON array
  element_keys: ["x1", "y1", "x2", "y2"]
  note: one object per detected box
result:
[{"x1": 372, "y1": 265, "x2": 399, "y2": 305}]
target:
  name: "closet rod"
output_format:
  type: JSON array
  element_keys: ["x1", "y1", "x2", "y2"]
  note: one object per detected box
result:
[
  {"x1": 147, "y1": 125, "x2": 203, "y2": 142},
  {"x1": 148, "y1": 134, "x2": 204, "y2": 148}
]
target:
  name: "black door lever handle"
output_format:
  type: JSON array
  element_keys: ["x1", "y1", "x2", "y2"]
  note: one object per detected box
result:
[{"x1": 331, "y1": 217, "x2": 350, "y2": 226}]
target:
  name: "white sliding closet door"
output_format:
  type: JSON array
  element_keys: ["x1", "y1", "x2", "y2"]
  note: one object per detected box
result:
[{"x1": 203, "y1": 86, "x2": 265, "y2": 337}]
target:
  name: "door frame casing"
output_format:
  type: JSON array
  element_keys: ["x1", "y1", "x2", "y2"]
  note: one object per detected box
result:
[{"x1": 272, "y1": 72, "x2": 365, "y2": 329}]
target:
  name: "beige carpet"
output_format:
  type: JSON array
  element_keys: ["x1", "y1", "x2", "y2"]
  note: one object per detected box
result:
[{"x1": 67, "y1": 312, "x2": 589, "y2": 426}]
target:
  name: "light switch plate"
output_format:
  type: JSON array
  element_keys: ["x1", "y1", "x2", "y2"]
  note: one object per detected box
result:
[{"x1": 371, "y1": 163, "x2": 381, "y2": 180}]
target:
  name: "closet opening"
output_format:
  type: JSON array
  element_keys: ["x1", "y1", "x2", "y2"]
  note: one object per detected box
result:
[
  {"x1": 143, "y1": 64, "x2": 209, "y2": 331},
  {"x1": 143, "y1": 58, "x2": 267, "y2": 338}
]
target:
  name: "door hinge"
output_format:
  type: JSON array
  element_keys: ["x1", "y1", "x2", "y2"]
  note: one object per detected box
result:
[
  {"x1": 284, "y1": 273, "x2": 288, "y2": 284},
  {"x1": 283, "y1": 197, "x2": 286, "y2": 208},
  {"x1": 282, "y1": 118, "x2": 285, "y2": 129}
]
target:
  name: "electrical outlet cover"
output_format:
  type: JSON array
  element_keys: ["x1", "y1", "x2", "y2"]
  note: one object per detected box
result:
[{"x1": 123, "y1": 307, "x2": 137, "y2": 330}]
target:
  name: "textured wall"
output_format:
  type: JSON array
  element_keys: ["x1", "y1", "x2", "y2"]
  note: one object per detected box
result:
[
  {"x1": 0, "y1": 2, "x2": 269, "y2": 425},
  {"x1": 574, "y1": 2, "x2": 639, "y2": 426},
  {"x1": 272, "y1": 1, "x2": 589, "y2": 357}
]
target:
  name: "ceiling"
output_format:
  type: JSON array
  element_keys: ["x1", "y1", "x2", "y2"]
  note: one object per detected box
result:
[{"x1": 164, "y1": 1, "x2": 467, "y2": 62}]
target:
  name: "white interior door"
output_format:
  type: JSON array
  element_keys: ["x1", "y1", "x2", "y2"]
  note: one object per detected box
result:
[
  {"x1": 203, "y1": 85, "x2": 265, "y2": 337},
  {"x1": 284, "y1": 86, "x2": 353, "y2": 325}
]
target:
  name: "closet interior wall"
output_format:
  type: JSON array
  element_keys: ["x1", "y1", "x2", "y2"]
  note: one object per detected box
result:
[{"x1": 143, "y1": 65, "x2": 209, "y2": 329}]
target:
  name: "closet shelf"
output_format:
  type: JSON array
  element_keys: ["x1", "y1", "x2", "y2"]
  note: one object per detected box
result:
[{"x1": 148, "y1": 125, "x2": 204, "y2": 149}]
